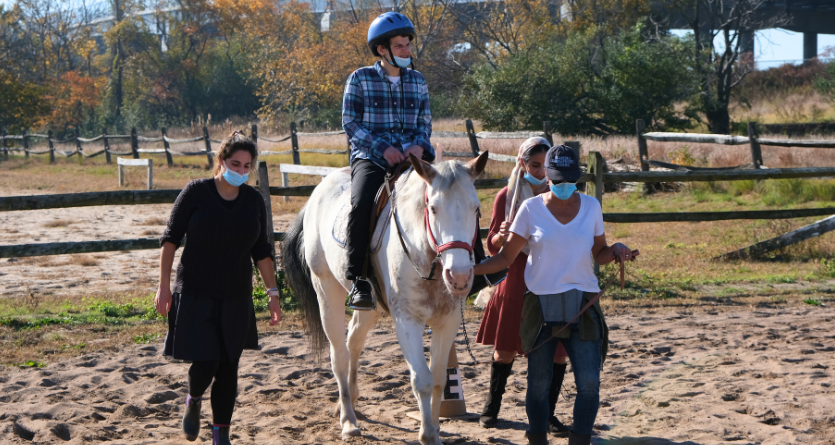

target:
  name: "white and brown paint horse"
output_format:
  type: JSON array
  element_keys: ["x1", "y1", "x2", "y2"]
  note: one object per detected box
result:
[{"x1": 282, "y1": 153, "x2": 488, "y2": 445}]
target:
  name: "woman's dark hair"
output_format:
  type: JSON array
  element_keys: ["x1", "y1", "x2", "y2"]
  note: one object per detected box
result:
[
  {"x1": 522, "y1": 144, "x2": 549, "y2": 163},
  {"x1": 213, "y1": 131, "x2": 258, "y2": 176}
]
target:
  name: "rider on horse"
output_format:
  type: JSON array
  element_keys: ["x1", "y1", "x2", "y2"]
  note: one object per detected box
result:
[
  {"x1": 343, "y1": 12, "x2": 505, "y2": 309},
  {"x1": 342, "y1": 12, "x2": 435, "y2": 309}
]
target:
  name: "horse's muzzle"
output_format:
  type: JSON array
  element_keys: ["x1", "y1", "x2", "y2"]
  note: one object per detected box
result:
[{"x1": 443, "y1": 267, "x2": 473, "y2": 296}]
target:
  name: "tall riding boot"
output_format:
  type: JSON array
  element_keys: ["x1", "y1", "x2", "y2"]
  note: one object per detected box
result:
[
  {"x1": 548, "y1": 363, "x2": 570, "y2": 437},
  {"x1": 568, "y1": 431, "x2": 592, "y2": 445},
  {"x1": 479, "y1": 361, "x2": 513, "y2": 428}
]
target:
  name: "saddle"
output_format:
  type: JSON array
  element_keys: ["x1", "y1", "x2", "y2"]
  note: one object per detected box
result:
[{"x1": 332, "y1": 161, "x2": 412, "y2": 251}]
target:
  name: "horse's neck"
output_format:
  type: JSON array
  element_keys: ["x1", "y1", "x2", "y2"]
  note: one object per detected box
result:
[{"x1": 395, "y1": 171, "x2": 432, "y2": 257}]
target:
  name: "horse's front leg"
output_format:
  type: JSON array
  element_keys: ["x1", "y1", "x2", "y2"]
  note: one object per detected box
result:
[
  {"x1": 346, "y1": 308, "x2": 382, "y2": 411},
  {"x1": 428, "y1": 314, "x2": 460, "y2": 432},
  {"x1": 394, "y1": 316, "x2": 441, "y2": 445}
]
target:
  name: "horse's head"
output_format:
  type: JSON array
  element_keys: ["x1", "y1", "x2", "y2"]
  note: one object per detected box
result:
[{"x1": 409, "y1": 151, "x2": 489, "y2": 297}]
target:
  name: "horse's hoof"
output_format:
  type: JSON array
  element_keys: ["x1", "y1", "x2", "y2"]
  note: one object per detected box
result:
[{"x1": 341, "y1": 427, "x2": 362, "y2": 440}]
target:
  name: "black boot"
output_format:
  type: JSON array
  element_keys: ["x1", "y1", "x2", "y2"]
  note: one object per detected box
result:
[
  {"x1": 524, "y1": 431, "x2": 550, "y2": 445},
  {"x1": 213, "y1": 425, "x2": 232, "y2": 445},
  {"x1": 479, "y1": 361, "x2": 513, "y2": 428},
  {"x1": 548, "y1": 363, "x2": 570, "y2": 437},
  {"x1": 568, "y1": 431, "x2": 591, "y2": 445},
  {"x1": 348, "y1": 279, "x2": 374, "y2": 310},
  {"x1": 181, "y1": 395, "x2": 202, "y2": 441}
]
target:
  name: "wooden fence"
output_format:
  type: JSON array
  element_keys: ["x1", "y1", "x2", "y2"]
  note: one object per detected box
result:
[{"x1": 0, "y1": 119, "x2": 554, "y2": 168}]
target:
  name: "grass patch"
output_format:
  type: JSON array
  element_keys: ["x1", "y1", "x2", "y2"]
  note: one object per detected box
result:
[
  {"x1": 42, "y1": 219, "x2": 75, "y2": 228},
  {"x1": 133, "y1": 333, "x2": 160, "y2": 344},
  {"x1": 803, "y1": 297, "x2": 823, "y2": 306}
]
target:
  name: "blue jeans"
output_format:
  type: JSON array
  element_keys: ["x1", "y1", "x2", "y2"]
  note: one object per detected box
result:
[{"x1": 526, "y1": 310, "x2": 602, "y2": 435}]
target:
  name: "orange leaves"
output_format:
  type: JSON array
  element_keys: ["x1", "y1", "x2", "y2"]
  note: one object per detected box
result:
[{"x1": 41, "y1": 70, "x2": 105, "y2": 128}]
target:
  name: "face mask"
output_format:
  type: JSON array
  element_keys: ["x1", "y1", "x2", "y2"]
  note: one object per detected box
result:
[
  {"x1": 550, "y1": 183, "x2": 577, "y2": 200},
  {"x1": 222, "y1": 163, "x2": 248, "y2": 187},
  {"x1": 392, "y1": 56, "x2": 411, "y2": 69},
  {"x1": 524, "y1": 172, "x2": 547, "y2": 186}
]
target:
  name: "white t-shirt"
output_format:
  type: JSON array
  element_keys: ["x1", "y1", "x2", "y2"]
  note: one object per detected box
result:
[
  {"x1": 388, "y1": 76, "x2": 400, "y2": 85},
  {"x1": 509, "y1": 193, "x2": 605, "y2": 295}
]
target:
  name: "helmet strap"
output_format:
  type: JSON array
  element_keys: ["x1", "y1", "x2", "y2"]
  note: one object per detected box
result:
[{"x1": 384, "y1": 42, "x2": 403, "y2": 72}]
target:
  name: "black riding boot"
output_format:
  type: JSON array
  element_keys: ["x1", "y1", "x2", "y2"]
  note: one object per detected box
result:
[
  {"x1": 479, "y1": 361, "x2": 513, "y2": 428},
  {"x1": 568, "y1": 431, "x2": 592, "y2": 445},
  {"x1": 213, "y1": 425, "x2": 232, "y2": 445},
  {"x1": 548, "y1": 363, "x2": 570, "y2": 437},
  {"x1": 348, "y1": 278, "x2": 374, "y2": 310}
]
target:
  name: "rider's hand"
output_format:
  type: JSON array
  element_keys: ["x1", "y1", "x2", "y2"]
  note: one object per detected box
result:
[
  {"x1": 404, "y1": 145, "x2": 424, "y2": 161},
  {"x1": 492, "y1": 221, "x2": 510, "y2": 247},
  {"x1": 383, "y1": 146, "x2": 405, "y2": 167},
  {"x1": 155, "y1": 286, "x2": 172, "y2": 317}
]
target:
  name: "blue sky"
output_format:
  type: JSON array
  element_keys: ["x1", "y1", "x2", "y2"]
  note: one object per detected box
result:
[{"x1": 672, "y1": 28, "x2": 835, "y2": 69}]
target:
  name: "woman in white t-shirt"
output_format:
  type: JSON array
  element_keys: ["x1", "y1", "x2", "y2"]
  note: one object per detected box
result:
[{"x1": 474, "y1": 145, "x2": 637, "y2": 445}]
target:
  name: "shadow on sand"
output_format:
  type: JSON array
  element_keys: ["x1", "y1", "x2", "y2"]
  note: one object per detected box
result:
[{"x1": 595, "y1": 437, "x2": 704, "y2": 445}]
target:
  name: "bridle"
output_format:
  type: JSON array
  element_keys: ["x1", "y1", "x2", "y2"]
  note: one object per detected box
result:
[{"x1": 389, "y1": 171, "x2": 480, "y2": 281}]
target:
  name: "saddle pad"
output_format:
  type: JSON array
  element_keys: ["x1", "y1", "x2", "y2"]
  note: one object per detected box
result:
[{"x1": 332, "y1": 200, "x2": 392, "y2": 254}]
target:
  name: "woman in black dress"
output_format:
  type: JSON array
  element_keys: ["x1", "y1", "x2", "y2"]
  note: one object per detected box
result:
[{"x1": 154, "y1": 131, "x2": 281, "y2": 445}]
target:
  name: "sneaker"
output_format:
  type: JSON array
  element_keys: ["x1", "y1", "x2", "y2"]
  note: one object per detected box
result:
[
  {"x1": 548, "y1": 415, "x2": 570, "y2": 437},
  {"x1": 348, "y1": 279, "x2": 374, "y2": 310}
]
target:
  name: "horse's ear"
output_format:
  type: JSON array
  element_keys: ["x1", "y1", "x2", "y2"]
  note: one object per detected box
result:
[
  {"x1": 466, "y1": 151, "x2": 489, "y2": 178},
  {"x1": 409, "y1": 153, "x2": 436, "y2": 184}
]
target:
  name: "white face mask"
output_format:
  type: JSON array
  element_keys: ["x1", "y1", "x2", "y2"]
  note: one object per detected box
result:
[{"x1": 392, "y1": 56, "x2": 411, "y2": 69}]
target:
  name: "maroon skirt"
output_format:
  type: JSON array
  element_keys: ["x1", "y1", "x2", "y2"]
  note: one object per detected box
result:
[{"x1": 476, "y1": 253, "x2": 566, "y2": 358}]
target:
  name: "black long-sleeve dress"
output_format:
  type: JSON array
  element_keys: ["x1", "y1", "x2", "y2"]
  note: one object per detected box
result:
[{"x1": 161, "y1": 178, "x2": 273, "y2": 362}]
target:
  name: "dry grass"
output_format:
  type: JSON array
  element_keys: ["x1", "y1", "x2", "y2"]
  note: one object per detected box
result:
[
  {"x1": 68, "y1": 255, "x2": 98, "y2": 267},
  {"x1": 41, "y1": 219, "x2": 75, "y2": 228},
  {"x1": 136, "y1": 216, "x2": 167, "y2": 226}
]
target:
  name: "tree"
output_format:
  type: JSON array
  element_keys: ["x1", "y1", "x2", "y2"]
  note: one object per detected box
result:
[
  {"x1": 466, "y1": 24, "x2": 698, "y2": 134},
  {"x1": 667, "y1": 0, "x2": 788, "y2": 134}
]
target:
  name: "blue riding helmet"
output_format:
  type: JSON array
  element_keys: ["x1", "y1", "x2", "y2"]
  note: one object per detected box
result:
[{"x1": 367, "y1": 12, "x2": 416, "y2": 57}]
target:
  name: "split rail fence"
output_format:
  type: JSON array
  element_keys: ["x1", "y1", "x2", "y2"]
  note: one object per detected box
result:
[
  {"x1": 3, "y1": 120, "x2": 835, "y2": 260},
  {"x1": 0, "y1": 119, "x2": 559, "y2": 169}
]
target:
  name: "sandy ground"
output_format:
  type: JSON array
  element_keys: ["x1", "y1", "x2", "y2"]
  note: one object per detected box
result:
[
  {"x1": 0, "y1": 202, "x2": 296, "y2": 299},
  {"x1": 0, "y1": 306, "x2": 833, "y2": 444}
]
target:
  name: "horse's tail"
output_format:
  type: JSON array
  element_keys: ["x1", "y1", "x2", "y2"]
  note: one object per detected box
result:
[{"x1": 281, "y1": 206, "x2": 327, "y2": 358}]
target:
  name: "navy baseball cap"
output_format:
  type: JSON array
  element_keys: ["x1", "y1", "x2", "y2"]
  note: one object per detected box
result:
[{"x1": 545, "y1": 144, "x2": 581, "y2": 182}]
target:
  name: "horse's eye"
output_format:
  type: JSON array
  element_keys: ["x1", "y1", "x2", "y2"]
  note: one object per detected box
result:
[{"x1": 430, "y1": 206, "x2": 437, "y2": 214}]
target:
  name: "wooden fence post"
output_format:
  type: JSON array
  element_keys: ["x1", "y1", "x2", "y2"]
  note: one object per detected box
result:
[
  {"x1": 202, "y1": 126, "x2": 213, "y2": 169},
  {"x1": 465, "y1": 119, "x2": 480, "y2": 156},
  {"x1": 636, "y1": 119, "x2": 649, "y2": 172},
  {"x1": 22, "y1": 130, "x2": 29, "y2": 159},
  {"x1": 130, "y1": 127, "x2": 139, "y2": 159},
  {"x1": 147, "y1": 159, "x2": 153, "y2": 190},
  {"x1": 1, "y1": 129, "x2": 7, "y2": 161},
  {"x1": 281, "y1": 170, "x2": 290, "y2": 203},
  {"x1": 543, "y1": 121, "x2": 553, "y2": 145},
  {"x1": 251, "y1": 124, "x2": 258, "y2": 145},
  {"x1": 161, "y1": 127, "x2": 173, "y2": 167},
  {"x1": 257, "y1": 160, "x2": 277, "y2": 271},
  {"x1": 290, "y1": 122, "x2": 300, "y2": 165},
  {"x1": 74, "y1": 128, "x2": 83, "y2": 163},
  {"x1": 587, "y1": 151, "x2": 604, "y2": 206},
  {"x1": 748, "y1": 122, "x2": 763, "y2": 169},
  {"x1": 47, "y1": 130, "x2": 55, "y2": 164},
  {"x1": 102, "y1": 128, "x2": 112, "y2": 165}
]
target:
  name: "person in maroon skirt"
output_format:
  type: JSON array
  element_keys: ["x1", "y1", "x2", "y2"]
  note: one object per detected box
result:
[{"x1": 475, "y1": 137, "x2": 570, "y2": 436}]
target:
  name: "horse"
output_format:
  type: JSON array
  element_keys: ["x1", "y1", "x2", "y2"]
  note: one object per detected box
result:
[{"x1": 281, "y1": 152, "x2": 489, "y2": 445}]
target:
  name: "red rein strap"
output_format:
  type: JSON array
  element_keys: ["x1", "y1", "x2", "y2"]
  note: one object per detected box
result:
[{"x1": 424, "y1": 191, "x2": 477, "y2": 255}]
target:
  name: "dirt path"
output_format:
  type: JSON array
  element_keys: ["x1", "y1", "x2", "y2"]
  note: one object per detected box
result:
[{"x1": 0, "y1": 307, "x2": 832, "y2": 444}]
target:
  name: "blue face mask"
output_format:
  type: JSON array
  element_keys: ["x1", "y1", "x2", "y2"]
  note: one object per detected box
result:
[
  {"x1": 524, "y1": 172, "x2": 547, "y2": 186},
  {"x1": 550, "y1": 183, "x2": 577, "y2": 200},
  {"x1": 222, "y1": 163, "x2": 248, "y2": 187},
  {"x1": 393, "y1": 56, "x2": 411, "y2": 69}
]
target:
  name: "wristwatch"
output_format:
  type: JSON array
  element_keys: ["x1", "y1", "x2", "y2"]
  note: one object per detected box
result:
[{"x1": 266, "y1": 287, "x2": 279, "y2": 296}]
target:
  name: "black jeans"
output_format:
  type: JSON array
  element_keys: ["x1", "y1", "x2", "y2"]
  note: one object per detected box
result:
[
  {"x1": 188, "y1": 360, "x2": 239, "y2": 425},
  {"x1": 345, "y1": 158, "x2": 487, "y2": 281},
  {"x1": 346, "y1": 159, "x2": 387, "y2": 281}
]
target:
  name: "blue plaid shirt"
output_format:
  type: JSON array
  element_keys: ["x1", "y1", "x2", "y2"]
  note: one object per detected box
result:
[{"x1": 342, "y1": 62, "x2": 435, "y2": 167}]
